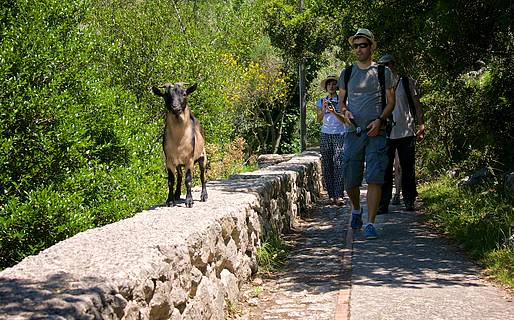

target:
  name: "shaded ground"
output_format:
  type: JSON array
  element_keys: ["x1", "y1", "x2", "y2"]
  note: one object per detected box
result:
[
  {"x1": 233, "y1": 187, "x2": 514, "y2": 320},
  {"x1": 236, "y1": 197, "x2": 349, "y2": 319}
]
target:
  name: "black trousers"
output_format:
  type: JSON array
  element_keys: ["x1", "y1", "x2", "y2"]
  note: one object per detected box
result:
[{"x1": 380, "y1": 136, "x2": 417, "y2": 208}]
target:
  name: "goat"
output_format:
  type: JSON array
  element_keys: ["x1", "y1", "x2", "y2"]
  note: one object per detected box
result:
[{"x1": 151, "y1": 82, "x2": 208, "y2": 208}]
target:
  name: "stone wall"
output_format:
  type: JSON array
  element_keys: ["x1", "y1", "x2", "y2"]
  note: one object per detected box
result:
[{"x1": 0, "y1": 151, "x2": 322, "y2": 320}]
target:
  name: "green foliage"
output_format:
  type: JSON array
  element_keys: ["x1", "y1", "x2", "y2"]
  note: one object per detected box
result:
[
  {"x1": 256, "y1": 231, "x2": 290, "y2": 273},
  {"x1": 0, "y1": 0, "x2": 285, "y2": 270},
  {"x1": 231, "y1": 42, "x2": 291, "y2": 154},
  {"x1": 483, "y1": 246, "x2": 514, "y2": 288},
  {"x1": 264, "y1": 0, "x2": 338, "y2": 63},
  {"x1": 417, "y1": 43, "x2": 514, "y2": 176},
  {"x1": 206, "y1": 137, "x2": 257, "y2": 181},
  {"x1": 419, "y1": 175, "x2": 514, "y2": 288}
]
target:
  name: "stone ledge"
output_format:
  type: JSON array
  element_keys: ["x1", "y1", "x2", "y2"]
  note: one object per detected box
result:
[{"x1": 0, "y1": 151, "x2": 322, "y2": 320}]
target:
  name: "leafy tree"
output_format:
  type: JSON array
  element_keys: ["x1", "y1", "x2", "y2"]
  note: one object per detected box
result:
[{"x1": 0, "y1": 0, "x2": 283, "y2": 269}]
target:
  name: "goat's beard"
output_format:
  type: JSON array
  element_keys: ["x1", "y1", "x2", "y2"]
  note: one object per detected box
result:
[
  {"x1": 168, "y1": 107, "x2": 183, "y2": 118},
  {"x1": 171, "y1": 111, "x2": 187, "y2": 122}
]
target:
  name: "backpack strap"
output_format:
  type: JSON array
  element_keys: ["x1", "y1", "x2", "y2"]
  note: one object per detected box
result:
[
  {"x1": 344, "y1": 64, "x2": 393, "y2": 134},
  {"x1": 378, "y1": 64, "x2": 396, "y2": 136},
  {"x1": 343, "y1": 64, "x2": 353, "y2": 103},
  {"x1": 401, "y1": 76, "x2": 417, "y2": 123},
  {"x1": 378, "y1": 64, "x2": 386, "y2": 110}
]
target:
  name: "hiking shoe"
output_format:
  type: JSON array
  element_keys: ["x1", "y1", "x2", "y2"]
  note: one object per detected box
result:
[
  {"x1": 404, "y1": 200, "x2": 415, "y2": 211},
  {"x1": 351, "y1": 211, "x2": 363, "y2": 230},
  {"x1": 364, "y1": 224, "x2": 378, "y2": 239},
  {"x1": 391, "y1": 194, "x2": 401, "y2": 205}
]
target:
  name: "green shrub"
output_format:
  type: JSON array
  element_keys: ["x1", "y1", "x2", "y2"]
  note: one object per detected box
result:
[
  {"x1": 419, "y1": 175, "x2": 514, "y2": 287},
  {"x1": 256, "y1": 231, "x2": 290, "y2": 273},
  {"x1": 0, "y1": 0, "x2": 293, "y2": 270}
]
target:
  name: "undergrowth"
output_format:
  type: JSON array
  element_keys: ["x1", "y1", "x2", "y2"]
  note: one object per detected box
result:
[
  {"x1": 256, "y1": 231, "x2": 290, "y2": 274},
  {"x1": 419, "y1": 175, "x2": 514, "y2": 289}
]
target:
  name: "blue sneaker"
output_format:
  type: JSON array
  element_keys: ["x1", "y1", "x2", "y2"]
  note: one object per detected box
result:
[
  {"x1": 351, "y1": 210, "x2": 363, "y2": 230},
  {"x1": 364, "y1": 224, "x2": 378, "y2": 239}
]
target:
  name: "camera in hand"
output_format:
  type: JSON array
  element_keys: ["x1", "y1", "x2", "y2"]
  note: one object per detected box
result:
[{"x1": 325, "y1": 99, "x2": 335, "y2": 111}]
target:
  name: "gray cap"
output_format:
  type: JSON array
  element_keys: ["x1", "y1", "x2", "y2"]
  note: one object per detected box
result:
[{"x1": 378, "y1": 54, "x2": 395, "y2": 64}]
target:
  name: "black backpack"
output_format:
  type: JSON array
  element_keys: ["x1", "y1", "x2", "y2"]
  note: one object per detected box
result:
[
  {"x1": 343, "y1": 64, "x2": 395, "y2": 135},
  {"x1": 400, "y1": 76, "x2": 418, "y2": 123}
]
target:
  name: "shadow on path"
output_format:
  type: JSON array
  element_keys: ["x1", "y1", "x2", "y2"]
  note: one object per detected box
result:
[
  {"x1": 239, "y1": 186, "x2": 514, "y2": 320},
  {"x1": 240, "y1": 197, "x2": 349, "y2": 320},
  {"x1": 350, "y1": 187, "x2": 514, "y2": 320}
]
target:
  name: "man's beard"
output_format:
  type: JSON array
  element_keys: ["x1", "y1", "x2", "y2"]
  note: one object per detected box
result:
[{"x1": 357, "y1": 52, "x2": 371, "y2": 62}]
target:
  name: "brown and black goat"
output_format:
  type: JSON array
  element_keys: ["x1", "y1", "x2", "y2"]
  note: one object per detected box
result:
[{"x1": 152, "y1": 83, "x2": 208, "y2": 207}]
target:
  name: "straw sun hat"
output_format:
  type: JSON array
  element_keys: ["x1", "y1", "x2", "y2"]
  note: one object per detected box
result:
[{"x1": 320, "y1": 75, "x2": 338, "y2": 91}]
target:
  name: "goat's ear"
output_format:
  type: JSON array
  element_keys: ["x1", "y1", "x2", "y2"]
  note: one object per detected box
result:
[
  {"x1": 152, "y1": 86, "x2": 164, "y2": 97},
  {"x1": 186, "y1": 83, "x2": 197, "y2": 95}
]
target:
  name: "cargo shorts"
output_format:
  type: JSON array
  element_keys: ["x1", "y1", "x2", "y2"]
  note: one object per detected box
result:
[{"x1": 343, "y1": 130, "x2": 388, "y2": 189}]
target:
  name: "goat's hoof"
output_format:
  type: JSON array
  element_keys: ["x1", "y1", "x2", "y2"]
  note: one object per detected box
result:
[
  {"x1": 185, "y1": 198, "x2": 193, "y2": 208},
  {"x1": 200, "y1": 193, "x2": 208, "y2": 202},
  {"x1": 166, "y1": 200, "x2": 176, "y2": 207}
]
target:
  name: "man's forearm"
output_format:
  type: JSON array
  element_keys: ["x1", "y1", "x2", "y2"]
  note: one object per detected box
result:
[
  {"x1": 380, "y1": 102, "x2": 394, "y2": 120},
  {"x1": 380, "y1": 88, "x2": 395, "y2": 120}
]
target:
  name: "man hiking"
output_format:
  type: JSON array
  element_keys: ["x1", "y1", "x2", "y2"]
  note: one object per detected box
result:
[{"x1": 335, "y1": 28, "x2": 395, "y2": 239}]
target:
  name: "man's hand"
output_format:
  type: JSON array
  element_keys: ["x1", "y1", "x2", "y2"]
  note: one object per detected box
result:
[
  {"x1": 416, "y1": 124, "x2": 425, "y2": 141},
  {"x1": 367, "y1": 118, "x2": 382, "y2": 137}
]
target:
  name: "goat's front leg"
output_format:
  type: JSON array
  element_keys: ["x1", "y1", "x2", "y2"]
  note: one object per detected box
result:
[
  {"x1": 185, "y1": 167, "x2": 193, "y2": 208},
  {"x1": 174, "y1": 165, "x2": 183, "y2": 200},
  {"x1": 198, "y1": 157, "x2": 208, "y2": 202},
  {"x1": 166, "y1": 168, "x2": 176, "y2": 207}
]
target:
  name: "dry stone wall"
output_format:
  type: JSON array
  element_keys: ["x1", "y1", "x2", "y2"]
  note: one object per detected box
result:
[{"x1": 0, "y1": 151, "x2": 322, "y2": 320}]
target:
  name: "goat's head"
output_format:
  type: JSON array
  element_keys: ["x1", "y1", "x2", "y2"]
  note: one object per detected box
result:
[{"x1": 152, "y1": 83, "x2": 197, "y2": 117}]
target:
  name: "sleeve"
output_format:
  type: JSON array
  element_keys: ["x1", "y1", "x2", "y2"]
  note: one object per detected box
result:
[
  {"x1": 316, "y1": 98, "x2": 323, "y2": 109},
  {"x1": 410, "y1": 78, "x2": 420, "y2": 97},
  {"x1": 385, "y1": 67, "x2": 395, "y2": 89},
  {"x1": 337, "y1": 69, "x2": 345, "y2": 89}
]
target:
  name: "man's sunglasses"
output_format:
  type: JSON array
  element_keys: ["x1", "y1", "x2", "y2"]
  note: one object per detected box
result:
[{"x1": 352, "y1": 43, "x2": 370, "y2": 49}]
